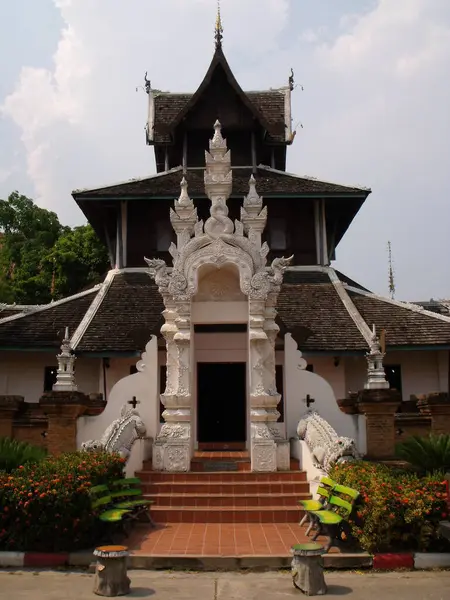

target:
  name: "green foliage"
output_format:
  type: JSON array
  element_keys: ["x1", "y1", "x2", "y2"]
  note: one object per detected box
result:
[
  {"x1": 396, "y1": 434, "x2": 450, "y2": 474},
  {"x1": 0, "y1": 191, "x2": 109, "y2": 304},
  {"x1": 0, "y1": 437, "x2": 47, "y2": 473},
  {"x1": 0, "y1": 451, "x2": 125, "y2": 552},
  {"x1": 330, "y1": 461, "x2": 449, "y2": 553},
  {"x1": 45, "y1": 225, "x2": 109, "y2": 298}
]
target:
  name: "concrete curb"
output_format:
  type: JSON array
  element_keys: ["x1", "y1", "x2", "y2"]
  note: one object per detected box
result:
[
  {"x1": 0, "y1": 551, "x2": 449, "y2": 571},
  {"x1": 373, "y1": 553, "x2": 414, "y2": 570},
  {"x1": 0, "y1": 551, "x2": 372, "y2": 570}
]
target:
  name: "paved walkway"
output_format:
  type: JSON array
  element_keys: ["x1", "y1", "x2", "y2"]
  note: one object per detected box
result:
[
  {"x1": 0, "y1": 570, "x2": 448, "y2": 599},
  {"x1": 127, "y1": 523, "x2": 336, "y2": 556}
]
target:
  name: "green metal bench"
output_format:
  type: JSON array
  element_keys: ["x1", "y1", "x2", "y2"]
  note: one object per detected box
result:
[{"x1": 309, "y1": 485, "x2": 360, "y2": 552}]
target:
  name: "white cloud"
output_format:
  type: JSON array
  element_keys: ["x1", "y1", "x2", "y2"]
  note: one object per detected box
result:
[
  {"x1": 1, "y1": 0, "x2": 289, "y2": 221},
  {"x1": 289, "y1": 0, "x2": 450, "y2": 298},
  {"x1": 1, "y1": 0, "x2": 450, "y2": 299},
  {"x1": 0, "y1": 168, "x2": 12, "y2": 184}
]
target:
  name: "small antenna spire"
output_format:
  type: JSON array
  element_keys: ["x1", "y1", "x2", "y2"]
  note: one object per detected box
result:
[
  {"x1": 387, "y1": 240, "x2": 396, "y2": 299},
  {"x1": 215, "y1": 0, "x2": 223, "y2": 48}
]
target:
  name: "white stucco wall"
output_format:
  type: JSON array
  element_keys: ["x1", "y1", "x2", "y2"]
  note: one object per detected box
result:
[
  {"x1": 104, "y1": 357, "x2": 140, "y2": 398},
  {"x1": 0, "y1": 351, "x2": 101, "y2": 402},
  {"x1": 343, "y1": 350, "x2": 449, "y2": 400},
  {"x1": 77, "y1": 337, "x2": 159, "y2": 476},
  {"x1": 304, "y1": 355, "x2": 347, "y2": 400}
]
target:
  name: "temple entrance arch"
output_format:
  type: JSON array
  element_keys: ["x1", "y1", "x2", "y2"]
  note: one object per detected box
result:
[
  {"x1": 146, "y1": 121, "x2": 292, "y2": 472},
  {"x1": 192, "y1": 263, "x2": 249, "y2": 449}
]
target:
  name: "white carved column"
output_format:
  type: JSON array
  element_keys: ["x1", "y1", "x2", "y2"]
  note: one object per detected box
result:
[
  {"x1": 146, "y1": 178, "x2": 197, "y2": 472},
  {"x1": 243, "y1": 175, "x2": 293, "y2": 472}
]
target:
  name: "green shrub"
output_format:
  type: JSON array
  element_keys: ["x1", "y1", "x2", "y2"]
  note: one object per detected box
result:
[
  {"x1": 0, "y1": 451, "x2": 125, "y2": 552},
  {"x1": 330, "y1": 461, "x2": 449, "y2": 553},
  {"x1": 396, "y1": 434, "x2": 450, "y2": 474},
  {"x1": 0, "y1": 437, "x2": 47, "y2": 473}
]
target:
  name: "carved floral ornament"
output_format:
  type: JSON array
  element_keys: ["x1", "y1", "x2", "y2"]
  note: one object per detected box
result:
[
  {"x1": 145, "y1": 121, "x2": 293, "y2": 304},
  {"x1": 144, "y1": 121, "x2": 293, "y2": 472}
]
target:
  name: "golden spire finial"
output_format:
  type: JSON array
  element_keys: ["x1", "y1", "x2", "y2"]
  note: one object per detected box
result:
[{"x1": 215, "y1": 0, "x2": 223, "y2": 48}]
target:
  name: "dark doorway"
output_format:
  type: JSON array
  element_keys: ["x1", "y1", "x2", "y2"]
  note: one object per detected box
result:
[{"x1": 197, "y1": 362, "x2": 246, "y2": 444}]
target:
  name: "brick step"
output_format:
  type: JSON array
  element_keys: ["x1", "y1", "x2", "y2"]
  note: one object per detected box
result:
[
  {"x1": 148, "y1": 492, "x2": 310, "y2": 508},
  {"x1": 190, "y1": 461, "x2": 251, "y2": 472},
  {"x1": 142, "y1": 481, "x2": 310, "y2": 495},
  {"x1": 137, "y1": 470, "x2": 307, "y2": 483},
  {"x1": 192, "y1": 451, "x2": 250, "y2": 460},
  {"x1": 150, "y1": 506, "x2": 303, "y2": 523}
]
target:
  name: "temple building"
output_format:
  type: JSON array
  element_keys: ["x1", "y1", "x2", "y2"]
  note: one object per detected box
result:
[{"x1": 1, "y1": 21, "x2": 450, "y2": 469}]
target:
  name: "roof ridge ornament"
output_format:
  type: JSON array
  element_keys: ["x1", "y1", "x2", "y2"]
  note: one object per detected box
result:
[{"x1": 215, "y1": 0, "x2": 223, "y2": 48}]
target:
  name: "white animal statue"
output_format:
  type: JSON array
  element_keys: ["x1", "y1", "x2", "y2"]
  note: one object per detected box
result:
[
  {"x1": 297, "y1": 411, "x2": 359, "y2": 473},
  {"x1": 81, "y1": 404, "x2": 147, "y2": 462}
]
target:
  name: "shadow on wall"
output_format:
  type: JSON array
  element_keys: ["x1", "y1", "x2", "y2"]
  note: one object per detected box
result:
[
  {"x1": 284, "y1": 333, "x2": 367, "y2": 453},
  {"x1": 76, "y1": 336, "x2": 159, "y2": 476}
]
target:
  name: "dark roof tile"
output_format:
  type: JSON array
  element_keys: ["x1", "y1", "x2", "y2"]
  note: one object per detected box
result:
[
  {"x1": 74, "y1": 167, "x2": 368, "y2": 200},
  {"x1": 77, "y1": 272, "x2": 163, "y2": 353},
  {"x1": 0, "y1": 292, "x2": 96, "y2": 349},
  {"x1": 277, "y1": 278, "x2": 367, "y2": 351},
  {"x1": 151, "y1": 89, "x2": 287, "y2": 143},
  {"x1": 2, "y1": 270, "x2": 449, "y2": 354},
  {"x1": 349, "y1": 292, "x2": 450, "y2": 347}
]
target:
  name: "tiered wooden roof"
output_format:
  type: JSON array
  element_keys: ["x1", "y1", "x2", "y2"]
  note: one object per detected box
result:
[{"x1": 1, "y1": 268, "x2": 450, "y2": 355}]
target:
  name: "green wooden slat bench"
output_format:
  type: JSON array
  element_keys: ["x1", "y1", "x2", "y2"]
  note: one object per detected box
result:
[
  {"x1": 110, "y1": 477, "x2": 155, "y2": 527},
  {"x1": 298, "y1": 476, "x2": 337, "y2": 533},
  {"x1": 90, "y1": 484, "x2": 133, "y2": 542},
  {"x1": 310, "y1": 489, "x2": 358, "y2": 552}
]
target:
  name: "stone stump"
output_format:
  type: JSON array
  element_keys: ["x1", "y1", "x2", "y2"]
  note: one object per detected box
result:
[
  {"x1": 291, "y1": 543, "x2": 327, "y2": 596},
  {"x1": 93, "y1": 545, "x2": 130, "y2": 597}
]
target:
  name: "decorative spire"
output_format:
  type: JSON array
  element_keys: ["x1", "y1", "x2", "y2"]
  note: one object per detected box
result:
[
  {"x1": 210, "y1": 119, "x2": 226, "y2": 152},
  {"x1": 215, "y1": 0, "x2": 223, "y2": 48},
  {"x1": 365, "y1": 324, "x2": 389, "y2": 390},
  {"x1": 53, "y1": 327, "x2": 78, "y2": 392},
  {"x1": 177, "y1": 177, "x2": 191, "y2": 207},
  {"x1": 244, "y1": 175, "x2": 263, "y2": 208},
  {"x1": 204, "y1": 120, "x2": 233, "y2": 237},
  {"x1": 241, "y1": 175, "x2": 267, "y2": 248},
  {"x1": 171, "y1": 176, "x2": 198, "y2": 250}
]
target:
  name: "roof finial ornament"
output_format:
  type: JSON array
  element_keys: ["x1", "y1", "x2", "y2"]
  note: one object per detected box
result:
[
  {"x1": 215, "y1": 0, "x2": 223, "y2": 48},
  {"x1": 211, "y1": 119, "x2": 226, "y2": 150},
  {"x1": 289, "y1": 68, "x2": 294, "y2": 91},
  {"x1": 177, "y1": 177, "x2": 191, "y2": 207},
  {"x1": 144, "y1": 71, "x2": 151, "y2": 94}
]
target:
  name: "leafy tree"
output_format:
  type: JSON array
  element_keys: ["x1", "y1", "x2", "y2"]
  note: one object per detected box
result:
[
  {"x1": 0, "y1": 191, "x2": 109, "y2": 304},
  {"x1": 45, "y1": 225, "x2": 109, "y2": 298}
]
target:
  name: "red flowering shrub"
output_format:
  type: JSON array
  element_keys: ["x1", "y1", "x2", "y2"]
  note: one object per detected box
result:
[
  {"x1": 330, "y1": 461, "x2": 450, "y2": 553},
  {"x1": 0, "y1": 451, "x2": 125, "y2": 552}
]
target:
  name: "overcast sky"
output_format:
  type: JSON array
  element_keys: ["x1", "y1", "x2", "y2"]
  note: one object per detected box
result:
[{"x1": 1, "y1": 0, "x2": 449, "y2": 301}]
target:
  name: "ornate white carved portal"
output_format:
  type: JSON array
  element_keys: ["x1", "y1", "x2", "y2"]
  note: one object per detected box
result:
[{"x1": 145, "y1": 121, "x2": 292, "y2": 472}]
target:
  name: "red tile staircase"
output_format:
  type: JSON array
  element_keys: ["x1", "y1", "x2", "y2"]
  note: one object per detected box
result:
[{"x1": 138, "y1": 451, "x2": 310, "y2": 524}]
